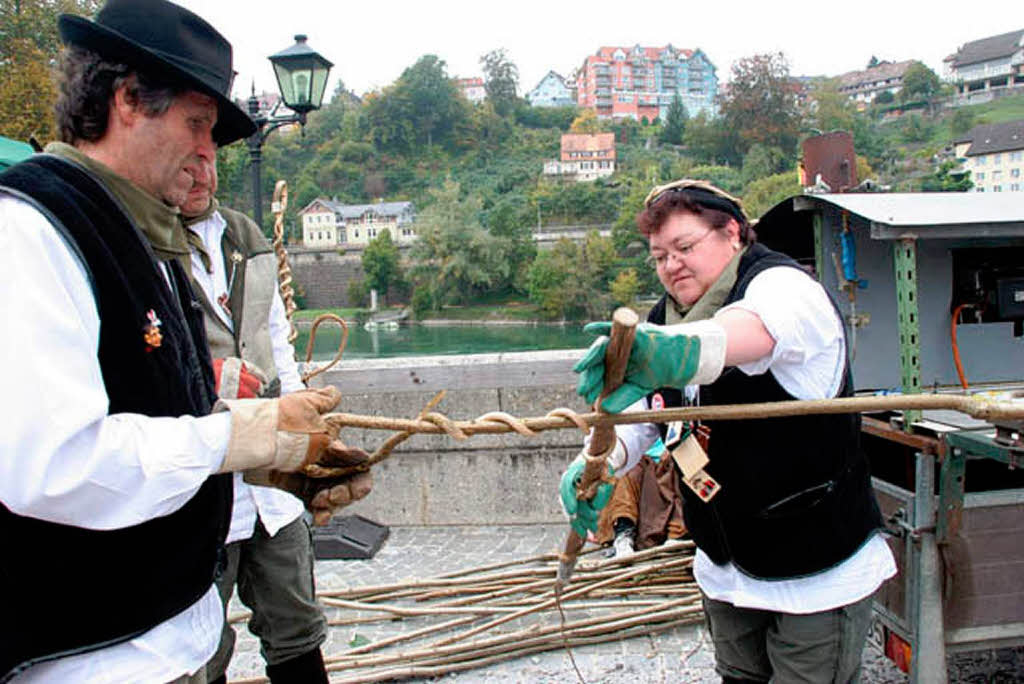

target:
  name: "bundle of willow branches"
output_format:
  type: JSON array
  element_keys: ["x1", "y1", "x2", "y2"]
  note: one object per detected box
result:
[{"x1": 305, "y1": 540, "x2": 701, "y2": 682}]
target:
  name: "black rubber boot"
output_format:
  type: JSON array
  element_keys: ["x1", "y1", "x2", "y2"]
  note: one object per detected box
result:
[{"x1": 265, "y1": 648, "x2": 329, "y2": 684}]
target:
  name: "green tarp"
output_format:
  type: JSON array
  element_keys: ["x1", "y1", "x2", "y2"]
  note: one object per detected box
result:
[{"x1": 0, "y1": 136, "x2": 34, "y2": 170}]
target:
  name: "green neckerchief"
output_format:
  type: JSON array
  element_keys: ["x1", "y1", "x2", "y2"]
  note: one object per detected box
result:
[
  {"x1": 45, "y1": 142, "x2": 189, "y2": 262},
  {"x1": 664, "y1": 246, "x2": 747, "y2": 325},
  {"x1": 181, "y1": 198, "x2": 220, "y2": 275}
]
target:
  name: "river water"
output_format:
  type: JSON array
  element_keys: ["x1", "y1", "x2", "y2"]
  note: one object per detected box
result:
[{"x1": 294, "y1": 322, "x2": 595, "y2": 360}]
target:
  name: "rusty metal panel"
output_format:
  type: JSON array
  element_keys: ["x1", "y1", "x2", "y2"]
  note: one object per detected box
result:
[{"x1": 801, "y1": 131, "x2": 858, "y2": 192}]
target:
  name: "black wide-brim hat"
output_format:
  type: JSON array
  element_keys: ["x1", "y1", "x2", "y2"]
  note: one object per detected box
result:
[{"x1": 58, "y1": 0, "x2": 256, "y2": 146}]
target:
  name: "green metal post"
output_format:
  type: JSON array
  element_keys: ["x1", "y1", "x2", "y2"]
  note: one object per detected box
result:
[
  {"x1": 813, "y1": 212, "x2": 826, "y2": 285},
  {"x1": 894, "y1": 238, "x2": 923, "y2": 430}
]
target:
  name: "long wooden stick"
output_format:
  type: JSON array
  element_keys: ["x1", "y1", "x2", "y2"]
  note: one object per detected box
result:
[{"x1": 323, "y1": 391, "x2": 1024, "y2": 438}]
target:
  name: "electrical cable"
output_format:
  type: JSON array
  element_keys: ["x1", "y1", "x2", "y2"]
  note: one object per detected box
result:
[{"x1": 951, "y1": 303, "x2": 970, "y2": 390}]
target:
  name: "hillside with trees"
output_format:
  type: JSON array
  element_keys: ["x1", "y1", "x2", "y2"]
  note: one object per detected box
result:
[{"x1": 1, "y1": 11, "x2": 1015, "y2": 319}]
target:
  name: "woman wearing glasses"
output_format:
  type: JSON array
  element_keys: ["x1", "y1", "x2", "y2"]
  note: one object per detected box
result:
[{"x1": 561, "y1": 179, "x2": 894, "y2": 683}]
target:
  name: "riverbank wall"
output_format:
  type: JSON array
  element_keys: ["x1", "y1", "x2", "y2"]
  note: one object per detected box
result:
[{"x1": 311, "y1": 350, "x2": 588, "y2": 526}]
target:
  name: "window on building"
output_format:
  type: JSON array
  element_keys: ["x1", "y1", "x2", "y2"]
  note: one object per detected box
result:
[
  {"x1": 1011, "y1": 183, "x2": 1020, "y2": 192},
  {"x1": 994, "y1": 185, "x2": 1003, "y2": 192},
  {"x1": 976, "y1": 172, "x2": 985, "y2": 181},
  {"x1": 994, "y1": 153, "x2": 1002, "y2": 164},
  {"x1": 976, "y1": 156, "x2": 987, "y2": 165},
  {"x1": 1010, "y1": 151, "x2": 1023, "y2": 161},
  {"x1": 1012, "y1": 168, "x2": 1021, "y2": 178},
  {"x1": 993, "y1": 170, "x2": 1003, "y2": 180}
]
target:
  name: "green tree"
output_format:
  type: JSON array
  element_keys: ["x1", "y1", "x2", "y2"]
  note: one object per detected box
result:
[
  {"x1": 362, "y1": 229, "x2": 402, "y2": 301},
  {"x1": 741, "y1": 144, "x2": 788, "y2": 187},
  {"x1": 410, "y1": 179, "x2": 509, "y2": 307},
  {"x1": 900, "y1": 61, "x2": 941, "y2": 104},
  {"x1": 683, "y1": 111, "x2": 741, "y2": 166},
  {"x1": 807, "y1": 78, "x2": 858, "y2": 133},
  {"x1": 480, "y1": 48, "x2": 519, "y2": 116},
  {"x1": 717, "y1": 52, "x2": 801, "y2": 158},
  {"x1": 659, "y1": 93, "x2": 687, "y2": 145},
  {"x1": 689, "y1": 165, "x2": 744, "y2": 195},
  {"x1": 919, "y1": 160, "x2": 972, "y2": 192},
  {"x1": 951, "y1": 108, "x2": 975, "y2": 137},
  {"x1": 363, "y1": 55, "x2": 467, "y2": 151},
  {"x1": 609, "y1": 268, "x2": 640, "y2": 307},
  {"x1": 900, "y1": 114, "x2": 933, "y2": 143},
  {"x1": 569, "y1": 108, "x2": 606, "y2": 134},
  {"x1": 873, "y1": 90, "x2": 895, "y2": 105},
  {"x1": 525, "y1": 231, "x2": 616, "y2": 320},
  {"x1": 742, "y1": 171, "x2": 801, "y2": 219},
  {"x1": 0, "y1": 0, "x2": 101, "y2": 142}
]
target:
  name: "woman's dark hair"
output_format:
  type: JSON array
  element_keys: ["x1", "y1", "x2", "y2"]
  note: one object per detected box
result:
[
  {"x1": 636, "y1": 186, "x2": 757, "y2": 245},
  {"x1": 55, "y1": 46, "x2": 182, "y2": 144}
]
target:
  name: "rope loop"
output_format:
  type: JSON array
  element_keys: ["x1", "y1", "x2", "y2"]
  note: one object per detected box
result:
[{"x1": 476, "y1": 411, "x2": 537, "y2": 437}]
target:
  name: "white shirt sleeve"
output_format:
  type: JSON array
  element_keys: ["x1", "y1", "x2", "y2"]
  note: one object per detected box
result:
[
  {"x1": 717, "y1": 266, "x2": 846, "y2": 400},
  {"x1": 268, "y1": 289, "x2": 305, "y2": 394},
  {"x1": 0, "y1": 196, "x2": 231, "y2": 530}
]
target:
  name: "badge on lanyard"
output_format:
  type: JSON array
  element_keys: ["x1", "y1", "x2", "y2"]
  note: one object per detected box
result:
[
  {"x1": 670, "y1": 432, "x2": 722, "y2": 503},
  {"x1": 142, "y1": 309, "x2": 163, "y2": 352}
]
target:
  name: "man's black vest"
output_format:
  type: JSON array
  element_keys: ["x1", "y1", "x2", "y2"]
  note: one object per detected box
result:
[
  {"x1": 0, "y1": 155, "x2": 232, "y2": 680},
  {"x1": 647, "y1": 243, "x2": 882, "y2": 579}
]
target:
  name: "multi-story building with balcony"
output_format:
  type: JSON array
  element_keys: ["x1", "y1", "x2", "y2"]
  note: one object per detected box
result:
[
  {"x1": 945, "y1": 29, "x2": 1024, "y2": 97},
  {"x1": 837, "y1": 60, "x2": 916, "y2": 106},
  {"x1": 298, "y1": 198, "x2": 416, "y2": 248},
  {"x1": 526, "y1": 71, "x2": 575, "y2": 107},
  {"x1": 542, "y1": 133, "x2": 616, "y2": 182},
  {"x1": 575, "y1": 44, "x2": 717, "y2": 121},
  {"x1": 953, "y1": 120, "x2": 1024, "y2": 193}
]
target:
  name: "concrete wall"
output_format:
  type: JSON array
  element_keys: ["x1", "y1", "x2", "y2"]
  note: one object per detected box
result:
[{"x1": 309, "y1": 350, "x2": 590, "y2": 526}]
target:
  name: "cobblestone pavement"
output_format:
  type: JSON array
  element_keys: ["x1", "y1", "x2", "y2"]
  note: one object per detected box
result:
[{"x1": 225, "y1": 524, "x2": 1022, "y2": 683}]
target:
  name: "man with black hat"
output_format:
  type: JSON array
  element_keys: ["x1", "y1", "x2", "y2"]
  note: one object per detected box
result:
[{"x1": 0, "y1": 1, "x2": 371, "y2": 681}]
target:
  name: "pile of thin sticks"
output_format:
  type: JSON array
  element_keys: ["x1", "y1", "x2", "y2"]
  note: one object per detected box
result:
[{"x1": 302, "y1": 540, "x2": 701, "y2": 682}]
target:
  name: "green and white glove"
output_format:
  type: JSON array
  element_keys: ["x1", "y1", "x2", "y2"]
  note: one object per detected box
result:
[
  {"x1": 558, "y1": 440, "x2": 626, "y2": 536},
  {"x1": 575, "y1": 320, "x2": 727, "y2": 413}
]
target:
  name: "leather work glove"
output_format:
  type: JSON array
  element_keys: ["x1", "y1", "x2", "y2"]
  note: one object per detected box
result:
[
  {"x1": 216, "y1": 386, "x2": 373, "y2": 523},
  {"x1": 575, "y1": 320, "x2": 727, "y2": 413},
  {"x1": 213, "y1": 357, "x2": 267, "y2": 399},
  {"x1": 558, "y1": 439, "x2": 626, "y2": 536},
  {"x1": 250, "y1": 450, "x2": 373, "y2": 526}
]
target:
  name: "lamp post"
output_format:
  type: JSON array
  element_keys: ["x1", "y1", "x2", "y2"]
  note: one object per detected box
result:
[{"x1": 247, "y1": 34, "x2": 333, "y2": 228}]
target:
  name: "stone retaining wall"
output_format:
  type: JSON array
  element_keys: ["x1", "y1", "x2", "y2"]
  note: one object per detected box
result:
[
  {"x1": 287, "y1": 247, "x2": 364, "y2": 309},
  {"x1": 310, "y1": 350, "x2": 589, "y2": 525}
]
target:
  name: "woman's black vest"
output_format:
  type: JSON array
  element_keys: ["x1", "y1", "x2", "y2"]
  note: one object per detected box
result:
[
  {"x1": 648, "y1": 243, "x2": 882, "y2": 579},
  {"x1": 0, "y1": 155, "x2": 232, "y2": 680}
]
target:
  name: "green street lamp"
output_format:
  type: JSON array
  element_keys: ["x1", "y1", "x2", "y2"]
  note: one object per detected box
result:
[{"x1": 247, "y1": 34, "x2": 333, "y2": 227}]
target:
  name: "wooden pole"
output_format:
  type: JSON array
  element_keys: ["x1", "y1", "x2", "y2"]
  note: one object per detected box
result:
[{"x1": 557, "y1": 307, "x2": 639, "y2": 589}]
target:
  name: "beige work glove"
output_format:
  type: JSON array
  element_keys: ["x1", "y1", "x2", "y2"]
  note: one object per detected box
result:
[{"x1": 216, "y1": 386, "x2": 374, "y2": 523}]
